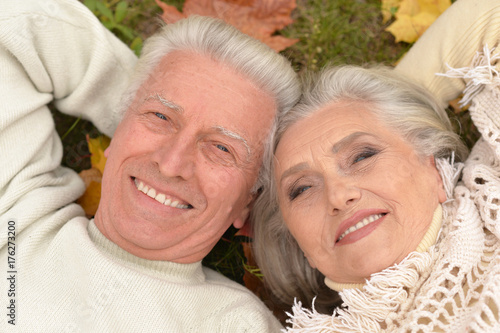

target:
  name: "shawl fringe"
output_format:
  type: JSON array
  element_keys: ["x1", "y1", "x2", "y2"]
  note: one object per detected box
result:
[
  {"x1": 285, "y1": 250, "x2": 437, "y2": 332},
  {"x1": 437, "y1": 44, "x2": 500, "y2": 107}
]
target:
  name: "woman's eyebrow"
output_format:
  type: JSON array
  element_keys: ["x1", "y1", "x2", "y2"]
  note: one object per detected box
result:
[
  {"x1": 279, "y1": 132, "x2": 377, "y2": 184},
  {"x1": 331, "y1": 132, "x2": 376, "y2": 153},
  {"x1": 279, "y1": 162, "x2": 308, "y2": 185}
]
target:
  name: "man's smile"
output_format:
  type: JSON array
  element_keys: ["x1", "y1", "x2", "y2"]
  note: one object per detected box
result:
[{"x1": 133, "y1": 177, "x2": 193, "y2": 209}]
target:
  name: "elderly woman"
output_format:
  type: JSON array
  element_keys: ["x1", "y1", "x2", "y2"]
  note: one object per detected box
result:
[{"x1": 252, "y1": 0, "x2": 500, "y2": 331}]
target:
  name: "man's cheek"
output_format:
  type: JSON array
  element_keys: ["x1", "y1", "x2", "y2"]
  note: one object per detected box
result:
[{"x1": 203, "y1": 170, "x2": 236, "y2": 199}]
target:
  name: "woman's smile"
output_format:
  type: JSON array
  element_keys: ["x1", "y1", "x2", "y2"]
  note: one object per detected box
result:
[{"x1": 335, "y1": 211, "x2": 387, "y2": 245}]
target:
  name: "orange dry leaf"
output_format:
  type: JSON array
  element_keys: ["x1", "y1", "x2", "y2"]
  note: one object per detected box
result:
[
  {"x1": 241, "y1": 242, "x2": 263, "y2": 294},
  {"x1": 240, "y1": 242, "x2": 288, "y2": 323},
  {"x1": 77, "y1": 181, "x2": 102, "y2": 218},
  {"x1": 77, "y1": 135, "x2": 111, "y2": 217},
  {"x1": 385, "y1": 0, "x2": 451, "y2": 43},
  {"x1": 155, "y1": 0, "x2": 298, "y2": 52}
]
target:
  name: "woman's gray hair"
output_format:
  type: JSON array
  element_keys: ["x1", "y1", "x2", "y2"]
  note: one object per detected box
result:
[
  {"x1": 118, "y1": 16, "x2": 300, "y2": 192},
  {"x1": 252, "y1": 65, "x2": 468, "y2": 311}
]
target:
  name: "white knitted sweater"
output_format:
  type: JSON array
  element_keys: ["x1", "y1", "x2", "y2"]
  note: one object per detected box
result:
[
  {"x1": 285, "y1": 0, "x2": 500, "y2": 331},
  {"x1": 0, "y1": 0, "x2": 282, "y2": 331}
]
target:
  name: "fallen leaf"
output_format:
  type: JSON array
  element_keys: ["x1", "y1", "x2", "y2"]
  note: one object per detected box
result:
[
  {"x1": 240, "y1": 241, "x2": 288, "y2": 324},
  {"x1": 155, "y1": 0, "x2": 299, "y2": 52},
  {"x1": 448, "y1": 95, "x2": 468, "y2": 113},
  {"x1": 381, "y1": 0, "x2": 402, "y2": 23},
  {"x1": 77, "y1": 135, "x2": 110, "y2": 217},
  {"x1": 79, "y1": 167, "x2": 103, "y2": 187},
  {"x1": 87, "y1": 134, "x2": 111, "y2": 174},
  {"x1": 77, "y1": 180, "x2": 102, "y2": 217},
  {"x1": 385, "y1": 0, "x2": 451, "y2": 43}
]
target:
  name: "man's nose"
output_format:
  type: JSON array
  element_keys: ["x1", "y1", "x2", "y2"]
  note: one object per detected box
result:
[
  {"x1": 153, "y1": 134, "x2": 195, "y2": 180},
  {"x1": 326, "y1": 177, "x2": 361, "y2": 215}
]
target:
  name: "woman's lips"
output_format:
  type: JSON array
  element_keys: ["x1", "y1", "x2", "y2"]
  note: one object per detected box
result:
[{"x1": 335, "y1": 210, "x2": 387, "y2": 246}]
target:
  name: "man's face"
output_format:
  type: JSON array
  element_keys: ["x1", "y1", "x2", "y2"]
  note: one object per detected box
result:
[{"x1": 95, "y1": 51, "x2": 276, "y2": 263}]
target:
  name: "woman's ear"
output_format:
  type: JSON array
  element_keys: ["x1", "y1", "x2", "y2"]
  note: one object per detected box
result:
[
  {"x1": 304, "y1": 252, "x2": 317, "y2": 268},
  {"x1": 429, "y1": 156, "x2": 447, "y2": 203}
]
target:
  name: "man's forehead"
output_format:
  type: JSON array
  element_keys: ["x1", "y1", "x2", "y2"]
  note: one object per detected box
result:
[{"x1": 134, "y1": 51, "x2": 276, "y2": 153}]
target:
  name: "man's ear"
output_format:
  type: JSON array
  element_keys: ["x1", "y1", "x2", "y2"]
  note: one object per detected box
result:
[
  {"x1": 429, "y1": 156, "x2": 447, "y2": 204},
  {"x1": 232, "y1": 191, "x2": 257, "y2": 229},
  {"x1": 232, "y1": 206, "x2": 251, "y2": 229}
]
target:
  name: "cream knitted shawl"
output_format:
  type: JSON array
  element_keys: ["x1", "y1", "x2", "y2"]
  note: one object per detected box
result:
[{"x1": 285, "y1": 47, "x2": 500, "y2": 333}]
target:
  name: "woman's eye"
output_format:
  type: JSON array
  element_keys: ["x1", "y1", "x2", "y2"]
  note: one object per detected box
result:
[
  {"x1": 216, "y1": 144, "x2": 230, "y2": 153},
  {"x1": 353, "y1": 149, "x2": 377, "y2": 164},
  {"x1": 289, "y1": 185, "x2": 311, "y2": 200},
  {"x1": 155, "y1": 112, "x2": 168, "y2": 121}
]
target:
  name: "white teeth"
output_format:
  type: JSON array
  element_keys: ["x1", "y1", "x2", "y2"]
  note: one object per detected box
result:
[
  {"x1": 155, "y1": 193, "x2": 166, "y2": 204},
  {"x1": 337, "y1": 214, "x2": 384, "y2": 242},
  {"x1": 147, "y1": 188, "x2": 156, "y2": 198},
  {"x1": 134, "y1": 179, "x2": 190, "y2": 209}
]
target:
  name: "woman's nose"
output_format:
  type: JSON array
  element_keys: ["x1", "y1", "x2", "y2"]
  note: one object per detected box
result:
[{"x1": 326, "y1": 178, "x2": 361, "y2": 215}]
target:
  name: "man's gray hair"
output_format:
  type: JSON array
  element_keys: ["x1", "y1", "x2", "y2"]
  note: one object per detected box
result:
[
  {"x1": 252, "y1": 65, "x2": 468, "y2": 312},
  {"x1": 118, "y1": 15, "x2": 300, "y2": 193}
]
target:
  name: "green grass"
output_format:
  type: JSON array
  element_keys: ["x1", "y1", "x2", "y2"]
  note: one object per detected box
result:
[{"x1": 282, "y1": 0, "x2": 410, "y2": 71}]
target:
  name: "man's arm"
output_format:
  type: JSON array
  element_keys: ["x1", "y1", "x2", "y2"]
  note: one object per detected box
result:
[
  {"x1": 0, "y1": 0, "x2": 136, "y2": 233},
  {"x1": 395, "y1": 0, "x2": 500, "y2": 110}
]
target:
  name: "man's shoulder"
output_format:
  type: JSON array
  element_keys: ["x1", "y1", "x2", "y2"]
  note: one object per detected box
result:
[
  {"x1": 200, "y1": 266, "x2": 283, "y2": 332},
  {"x1": 200, "y1": 265, "x2": 268, "y2": 305},
  {"x1": 201, "y1": 265, "x2": 250, "y2": 292}
]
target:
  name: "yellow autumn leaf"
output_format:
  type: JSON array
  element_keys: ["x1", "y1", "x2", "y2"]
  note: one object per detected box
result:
[
  {"x1": 396, "y1": 0, "x2": 420, "y2": 16},
  {"x1": 77, "y1": 181, "x2": 102, "y2": 217},
  {"x1": 385, "y1": 0, "x2": 451, "y2": 43},
  {"x1": 386, "y1": 11, "x2": 438, "y2": 43},
  {"x1": 381, "y1": 0, "x2": 402, "y2": 23},
  {"x1": 79, "y1": 167, "x2": 102, "y2": 187},
  {"x1": 87, "y1": 134, "x2": 111, "y2": 174},
  {"x1": 77, "y1": 135, "x2": 110, "y2": 217}
]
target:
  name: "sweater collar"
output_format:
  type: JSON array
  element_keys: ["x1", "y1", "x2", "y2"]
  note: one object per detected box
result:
[
  {"x1": 324, "y1": 204, "x2": 443, "y2": 292},
  {"x1": 87, "y1": 219, "x2": 205, "y2": 283}
]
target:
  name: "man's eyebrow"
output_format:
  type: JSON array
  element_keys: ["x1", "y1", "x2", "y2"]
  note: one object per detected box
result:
[
  {"x1": 144, "y1": 93, "x2": 184, "y2": 114},
  {"x1": 331, "y1": 131, "x2": 376, "y2": 153},
  {"x1": 213, "y1": 125, "x2": 251, "y2": 159}
]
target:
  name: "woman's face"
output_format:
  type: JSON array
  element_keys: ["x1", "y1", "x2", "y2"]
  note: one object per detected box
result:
[{"x1": 274, "y1": 101, "x2": 446, "y2": 284}]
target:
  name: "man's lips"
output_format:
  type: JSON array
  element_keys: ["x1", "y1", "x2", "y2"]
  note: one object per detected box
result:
[
  {"x1": 335, "y1": 210, "x2": 387, "y2": 244},
  {"x1": 132, "y1": 177, "x2": 193, "y2": 209}
]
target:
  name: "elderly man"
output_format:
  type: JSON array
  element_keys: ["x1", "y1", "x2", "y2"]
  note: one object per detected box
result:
[{"x1": 0, "y1": 0, "x2": 299, "y2": 331}]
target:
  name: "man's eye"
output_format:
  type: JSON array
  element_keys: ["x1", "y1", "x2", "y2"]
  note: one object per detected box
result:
[
  {"x1": 289, "y1": 185, "x2": 311, "y2": 200},
  {"x1": 216, "y1": 144, "x2": 229, "y2": 153},
  {"x1": 155, "y1": 112, "x2": 168, "y2": 121}
]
